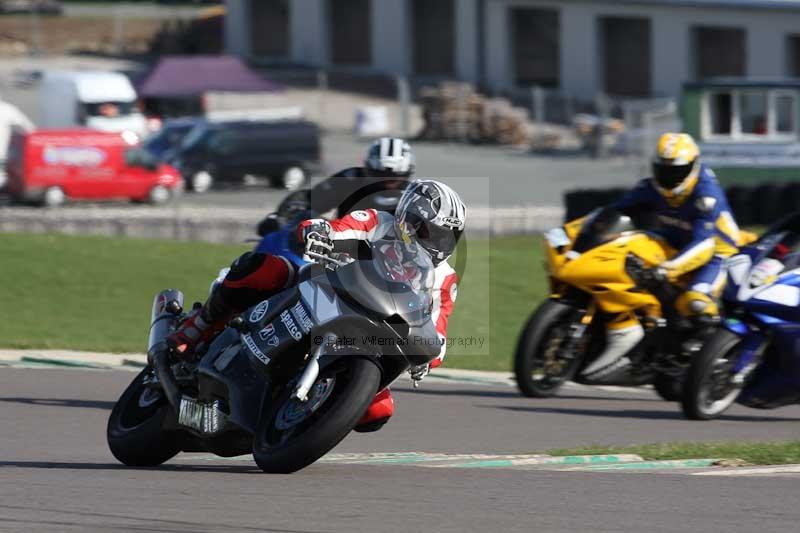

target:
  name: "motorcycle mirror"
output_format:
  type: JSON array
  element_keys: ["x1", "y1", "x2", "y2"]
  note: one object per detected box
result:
[{"x1": 165, "y1": 300, "x2": 183, "y2": 315}]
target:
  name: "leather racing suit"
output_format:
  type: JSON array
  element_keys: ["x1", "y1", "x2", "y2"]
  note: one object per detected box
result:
[{"x1": 170, "y1": 208, "x2": 458, "y2": 430}]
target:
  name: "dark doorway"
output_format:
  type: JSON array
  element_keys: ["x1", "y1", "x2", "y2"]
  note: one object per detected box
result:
[
  {"x1": 412, "y1": 0, "x2": 456, "y2": 76},
  {"x1": 330, "y1": 0, "x2": 372, "y2": 66},
  {"x1": 601, "y1": 16, "x2": 651, "y2": 97},
  {"x1": 250, "y1": 0, "x2": 290, "y2": 58},
  {"x1": 511, "y1": 7, "x2": 560, "y2": 88},
  {"x1": 693, "y1": 26, "x2": 746, "y2": 79}
]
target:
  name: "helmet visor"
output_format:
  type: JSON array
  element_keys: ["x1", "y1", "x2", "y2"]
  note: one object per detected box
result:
[
  {"x1": 653, "y1": 161, "x2": 694, "y2": 191},
  {"x1": 366, "y1": 168, "x2": 412, "y2": 179},
  {"x1": 401, "y1": 212, "x2": 459, "y2": 260}
]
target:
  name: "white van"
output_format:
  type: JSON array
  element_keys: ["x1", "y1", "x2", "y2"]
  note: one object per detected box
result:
[{"x1": 39, "y1": 71, "x2": 147, "y2": 137}]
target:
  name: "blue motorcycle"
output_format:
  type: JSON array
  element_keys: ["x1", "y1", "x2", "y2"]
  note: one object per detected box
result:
[
  {"x1": 681, "y1": 214, "x2": 800, "y2": 419},
  {"x1": 254, "y1": 190, "x2": 315, "y2": 268}
]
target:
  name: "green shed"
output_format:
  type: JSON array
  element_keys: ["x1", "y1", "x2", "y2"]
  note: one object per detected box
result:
[{"x1": 681, "y1": 79, "x2": 800, "y2": 186}]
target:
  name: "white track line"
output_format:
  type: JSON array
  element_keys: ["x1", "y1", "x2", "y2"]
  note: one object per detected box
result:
[{"x1": 692, "y1": 465, "x2": 800, "y2": 476}]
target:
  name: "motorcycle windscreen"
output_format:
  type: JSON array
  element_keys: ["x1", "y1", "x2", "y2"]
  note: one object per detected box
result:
[
  {"x1": 572, "y1": 208, "x2": 635, "y2": 253},
  {"x1": 327, "y1": 239, "x2": 435, "y2": 327}
]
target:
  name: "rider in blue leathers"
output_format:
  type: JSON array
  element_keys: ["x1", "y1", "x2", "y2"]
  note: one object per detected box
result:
[{"x1": 583, "y1": 132, "x2": 743, "y2": 378}]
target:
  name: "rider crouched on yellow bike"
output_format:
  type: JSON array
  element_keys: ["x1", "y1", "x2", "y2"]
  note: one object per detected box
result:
[{"x1": 584, "y1": 132, "x2": 742, "y2": 378}]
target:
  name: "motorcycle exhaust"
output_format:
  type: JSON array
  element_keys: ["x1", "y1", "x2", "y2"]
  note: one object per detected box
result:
[
  {"x1": 148, "y1": 289, "x2": 184, "y2": 353},
  {"x1": 146, "y1": 290, "x2": 185, "y2": 412}
]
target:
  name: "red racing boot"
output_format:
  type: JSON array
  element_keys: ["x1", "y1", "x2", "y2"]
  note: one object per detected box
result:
[{"x1": 353, "y1": 388, "x2": 394, "y2": 433}]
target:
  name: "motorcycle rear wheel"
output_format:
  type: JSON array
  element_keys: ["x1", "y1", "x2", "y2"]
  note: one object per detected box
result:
[
  {"x1": 514, "y1": 300, "x2": 584, "y2": 398},
  {"x1": 253, "y1": 357, "x2": 380, "y2": 473},
  {"x1": 681, "y1": 329, "x2": 743, "y2": 420},
  {"x1": 107, "y1": 368, "x2": 181, "y2": 466}
]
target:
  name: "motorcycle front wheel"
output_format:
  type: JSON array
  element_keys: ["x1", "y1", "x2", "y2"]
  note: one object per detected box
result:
[
  {"x1": 681, "y1": 329, "x2": 744, "y2": 420},
  {"x1": 253, "y1": 357, "x2": 381, "y2": 473},
  {"x1": 514, "y1": 300, "x2": 585, "y2": 398},
  {"x1": 107, "y1": 368, "x2": 181, "y2": 466}
]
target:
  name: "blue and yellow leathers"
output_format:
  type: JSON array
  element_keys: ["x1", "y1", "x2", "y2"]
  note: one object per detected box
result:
[{"x1": 612, "y1": 164, "x2": 740, "y2": 318}]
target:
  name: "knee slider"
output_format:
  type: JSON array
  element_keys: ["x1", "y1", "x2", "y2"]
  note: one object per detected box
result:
[{"x1": 676, "y1": 290, "x2": 718, "y2": 317}]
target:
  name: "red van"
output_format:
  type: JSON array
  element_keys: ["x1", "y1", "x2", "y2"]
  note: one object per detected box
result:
[{"x1": 5, "y1": 129, "x2": 182, "y2": 206}]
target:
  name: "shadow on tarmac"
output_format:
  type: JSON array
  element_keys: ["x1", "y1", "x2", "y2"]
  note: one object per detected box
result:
[
  {"x1": 0, "y1": 460, "x2": 260, "y2": 474},
  {"x1": 401, "y1": 387, "x2": 661, "y2": 402},
  {"x1": 0, "y1": 397, "x2": 114, "y2": 410},
  {"x1": 483, "y1": 404, "x2": 800, "y2": 422}
]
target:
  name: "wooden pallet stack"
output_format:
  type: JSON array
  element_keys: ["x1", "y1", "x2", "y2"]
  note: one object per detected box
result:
[{"x1": 418, "y1": 82, "x2": 530, "y2": 146}]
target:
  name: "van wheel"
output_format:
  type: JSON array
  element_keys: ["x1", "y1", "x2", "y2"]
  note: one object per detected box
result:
[
  {"x1": 280, "y1": 166, "x2": 307, "y2": 190},
  {"x1": 148, "y1": 185, "x2": 172, "y2": 205},
  {"x1": 42, "y1": 186, "x2": 65, "y2": 207},
  {"x1": 190, "y1": 171, "x2": 213, "y2": 193}
]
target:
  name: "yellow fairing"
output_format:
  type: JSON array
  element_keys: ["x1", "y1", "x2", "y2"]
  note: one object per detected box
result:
[{"x1": 545, "y1": 228, "x2": 675, "y2": 315}]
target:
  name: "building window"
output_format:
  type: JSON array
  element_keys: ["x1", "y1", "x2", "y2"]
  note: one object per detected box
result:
[
  {"x1": 250, "y1": 0, "x2": 289, "y2": 57},
  {"x1": 412, "y1": 0, "x2": 455, "y2": 76},
  {"x1": 703, "y1": 89, "x2": 797, "y2": 141},
  {"x1": 330, "y1": 0, "x2": 371, "y2": 66},
  {"x1": 511, "y1": 7, "x2": 560, "y2": 88},
  {"x1": 738, "y1": 92, "x2": 767, "y2": 135},
  {"x1": 776, "y1": 94, "x2": 796, "y2": 133},
  {"x1": 709, "y1": 92, "x2": 732, "y2": 135},
  {"x1": 600, "y1": 16, "x2": 651, "y2": 97},
  {"x1": 693, "y1": 26, "x2": 746, "y2": 79},
  {"x1": 788, "y1": 35, "x2": 800, "y2": 77}
]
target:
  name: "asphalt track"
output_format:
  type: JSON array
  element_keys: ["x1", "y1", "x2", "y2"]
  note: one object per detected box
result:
[{"x1": 2, "y1": 368, "x2": 799, "y2": 532}]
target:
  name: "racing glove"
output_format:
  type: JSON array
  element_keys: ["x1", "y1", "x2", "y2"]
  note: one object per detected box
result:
[
  {"x1": 301, "y1": 221, "x2": 335, "y2": 263},
  {"x1": 409, "y1": 363, "x2": 431, "y2": 387}
]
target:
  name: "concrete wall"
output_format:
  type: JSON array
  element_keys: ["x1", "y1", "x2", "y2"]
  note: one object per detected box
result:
[
  {"x1": 456, "y1": 0, "x2": 480, "y2": 82},
  {"x1": 289, "y1": 0, "x2": 329, "y2": 66},
  {"x1": 224, "y1": 0, "x2": 251, "y2": 58},
  {"x1": 484, "y1": 0, "x2": 800, "y2": 100},
  {"x1": 230, "y1": 0, "x2": 800, "y2": 101},
  {"x1": 371, "y1": 0, "x2": 411, "y2": 74}
]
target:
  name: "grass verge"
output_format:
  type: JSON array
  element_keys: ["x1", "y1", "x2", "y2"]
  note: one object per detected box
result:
[
  {"x1": 546, "y1": 441, "x2": 800, "y2": 465},
  {"x1": 0, "y1": 232, "x2": 547, "y2": 370}
]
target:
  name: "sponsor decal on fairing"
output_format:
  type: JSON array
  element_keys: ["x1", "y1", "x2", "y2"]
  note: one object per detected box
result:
[
  {"x1": 249, "y1": 301, "x2": 269, "y2": 323},
  {"x1": 291, "y1": 302, "x2": 314, "y2": 333},
  {"x1": 281, "y1": 310, "x2": 303, "y2": 341},
  {"x1": 242, "y1": 333, "x2": 270, "y2": 365}
]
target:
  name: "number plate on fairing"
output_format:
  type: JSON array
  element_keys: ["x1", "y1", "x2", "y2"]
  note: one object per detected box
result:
[{"x1": 177, "y1": 396, "x2": 227, "y2": 434}]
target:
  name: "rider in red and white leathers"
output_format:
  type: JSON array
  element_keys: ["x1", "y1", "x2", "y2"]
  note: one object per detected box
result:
[
  {"x1": 299, "y1": 208, "x2": 458, "y2": 369},
  {"x1": 168, "y1": 180, "x2": 466, "y2": 433}
]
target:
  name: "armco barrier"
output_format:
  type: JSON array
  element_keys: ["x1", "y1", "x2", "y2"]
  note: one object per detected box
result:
[
  {"x1": 0, "y1": 205, "x2": 565, "y2": 242},
  {"x1": 564, "y1": 183, "x2": 800, "y2": 226}
]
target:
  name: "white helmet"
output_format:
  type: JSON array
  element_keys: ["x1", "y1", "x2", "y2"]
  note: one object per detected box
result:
[
  {"x1": 396, "y1": 180, "x2": 466, "y2": 264},
  {"x1": 365, "y1": 137, "x2": 415, "y2": 177}
]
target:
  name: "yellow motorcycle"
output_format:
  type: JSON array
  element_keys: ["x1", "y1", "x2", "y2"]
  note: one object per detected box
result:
[{"x1": 514, "y1": 207, "x2": 695, "y2": 400}]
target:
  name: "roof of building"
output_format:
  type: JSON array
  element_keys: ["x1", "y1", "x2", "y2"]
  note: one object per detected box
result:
[
  {"x1": 614, "y1": 0, "x2": 800, "y2": 10},
  {"x1": 684, "y1": 78, "x2": 800, "y2": 89},
  {"x1": 137, "y1": 55, "x2": 281, "y2": 98}
]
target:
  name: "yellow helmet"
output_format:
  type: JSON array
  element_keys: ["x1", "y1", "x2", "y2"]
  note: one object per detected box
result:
[{"x1": 652, "y1": 133, "x2": 700, "y2": 204}]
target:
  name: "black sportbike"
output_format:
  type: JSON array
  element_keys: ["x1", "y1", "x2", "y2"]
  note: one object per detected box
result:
[{"x1": 107, "y1": 240, "x2": 439, "y2": 473}]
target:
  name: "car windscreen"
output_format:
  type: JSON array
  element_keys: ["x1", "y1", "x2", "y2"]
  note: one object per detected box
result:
[
  {"x1": 572, "y1": 208, "x2": 635, "y2": 253},
  {"x1": 81, "y1": 101, "x2": 137, "y2": 119},
  {"x1": 144, "y1": 124, "x2": 194, "y2": 155},
  {"x1": 124, "y1": 147, "x2": 160, "y2": 170},
  {"x1": 179, "y1": 124, "x2": 212, "y2": 152}
]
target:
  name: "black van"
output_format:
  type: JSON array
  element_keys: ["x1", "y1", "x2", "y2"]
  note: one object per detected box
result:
[{"x1": 172, "y1": 119, "x2": 321, "y2": 192}]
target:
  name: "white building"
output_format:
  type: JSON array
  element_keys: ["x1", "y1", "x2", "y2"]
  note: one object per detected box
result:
[{"x1": 225, "y1": 0, "x2": 800, "y2": 101}]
